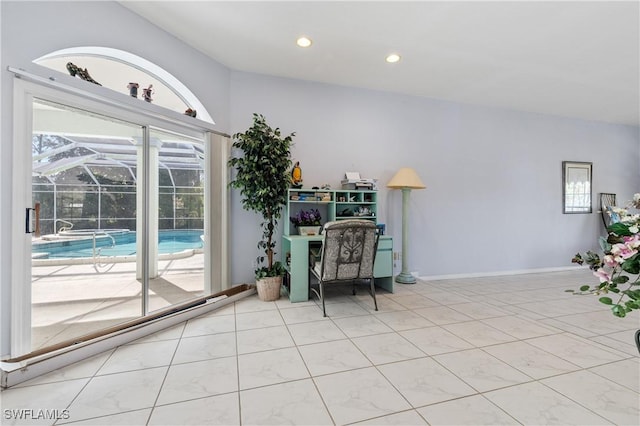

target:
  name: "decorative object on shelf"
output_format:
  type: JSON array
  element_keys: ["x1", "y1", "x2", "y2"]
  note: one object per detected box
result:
[
  {"x1": 127, "y1": 82, "x2": 139, "y2": 97},
  {"x1": 184, "y1": 108, "x2": 197, "y2": 117},
  {"x1": 387, "y1": 167, "x2": 426, "y2": 284},
  {"x1": 354, "y1": 206, "x2": 372, "y2": 217},
  {"x1": 290, "y1": 208, "x2": 322, "y2": 235},
  {"x1": 142, "y1": 84, "x2": 154, "y2": 102},
  {"x1": 291, "y1": 161, "x2": 303, "y2": 188},
  {"x1": 569, "y1": 193, "x2": 640, "y2": 353},
  {"x1": 228, "y1": 113, "x2": 294, "y2": 301},
  {"x1": 65, "y1": 62, "x2": 102, "y2": 86},
  {"x1": 321, "y1": 183, "x2": 331, "y2": 190}
]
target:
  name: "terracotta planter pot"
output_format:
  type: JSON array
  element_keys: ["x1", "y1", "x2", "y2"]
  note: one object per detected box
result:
[{"x1": 256, "y1": 276, "x2": 282, "y2": 301}]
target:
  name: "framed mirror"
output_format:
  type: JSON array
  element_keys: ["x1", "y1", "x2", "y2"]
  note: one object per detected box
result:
[{"x1": 563, "y1": 161, "x2": 592, "y2": 214}]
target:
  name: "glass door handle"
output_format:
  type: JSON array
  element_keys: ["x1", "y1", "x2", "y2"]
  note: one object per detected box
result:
[{"x1": 25, "y1": 202, "x2": 40, "y2": 236}]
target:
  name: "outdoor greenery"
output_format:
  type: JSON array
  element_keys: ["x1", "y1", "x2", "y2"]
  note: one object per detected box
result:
[{"x1": 228, "y1": 113, "x2": 294, "y2": 279}]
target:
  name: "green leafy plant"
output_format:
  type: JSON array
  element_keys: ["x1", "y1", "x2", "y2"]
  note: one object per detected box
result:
[
  {"x1": 569, "y1": 194, "x2": 640, "y2": 318},
  {"x1": 228, "y1": 113, "x2": 294, "y2": 279}
]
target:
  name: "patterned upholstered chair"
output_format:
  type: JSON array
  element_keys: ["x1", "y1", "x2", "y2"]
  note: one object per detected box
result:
[{"x1": 309, "y1": 220, "x2": 380, "y2": 317}]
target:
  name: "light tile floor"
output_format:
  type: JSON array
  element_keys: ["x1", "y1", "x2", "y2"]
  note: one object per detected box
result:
[{"x1": 2, "y1": 270, "x2": 639, "y2": 425}]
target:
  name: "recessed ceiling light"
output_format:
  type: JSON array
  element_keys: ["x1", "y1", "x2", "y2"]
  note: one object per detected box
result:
[
  {"x1": 386, "y1": 53, "x2": 401, "y2": 63},
  {"x1": 296, "y1": 37, "x2": 312, "y2": 48}
]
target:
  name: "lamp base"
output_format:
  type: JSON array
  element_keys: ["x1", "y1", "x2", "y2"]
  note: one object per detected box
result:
[{"x1": 395, "y1": 272, "x2": 417, "y2": 284}]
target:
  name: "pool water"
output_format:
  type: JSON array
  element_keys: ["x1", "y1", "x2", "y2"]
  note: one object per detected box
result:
[{"x1": 33, "y1": 230, "x2": 203, "y2": 259}]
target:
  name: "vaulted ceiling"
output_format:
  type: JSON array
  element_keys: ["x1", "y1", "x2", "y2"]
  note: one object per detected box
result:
[{"x1": 121, "y1": 1, "x2": 640, "y2": 126}]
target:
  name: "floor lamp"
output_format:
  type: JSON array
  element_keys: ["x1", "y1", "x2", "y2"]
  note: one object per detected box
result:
[{"x1": 387, "y1": 168, "x2": 426, "y2": 284}]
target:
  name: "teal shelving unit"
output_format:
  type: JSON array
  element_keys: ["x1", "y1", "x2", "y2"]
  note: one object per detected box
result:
[{"x1": 285, "y1": 189, "x2": 378, "y2": 236}]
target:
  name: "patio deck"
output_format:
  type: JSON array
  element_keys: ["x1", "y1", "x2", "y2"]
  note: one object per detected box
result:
[{"x1": 31, "y1": 253, "x2": 204, "y2": 351}]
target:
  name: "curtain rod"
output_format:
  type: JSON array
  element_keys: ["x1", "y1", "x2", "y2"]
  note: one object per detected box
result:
[{"x1": 7, "y1": 66, "x2": 229, "y2": 138}]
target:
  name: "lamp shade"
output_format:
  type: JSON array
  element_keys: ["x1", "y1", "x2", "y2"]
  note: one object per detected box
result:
[{"x1": 387, "y1": 168, "x2": 426, "y2": 189}]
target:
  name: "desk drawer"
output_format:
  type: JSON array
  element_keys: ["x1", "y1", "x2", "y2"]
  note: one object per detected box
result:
[
  {"x1": 374, "y1": 237, "x2": 393, "y2": 278},
  {"x1": 377, "y1": 238, "x2": 393, "y2": 251}
]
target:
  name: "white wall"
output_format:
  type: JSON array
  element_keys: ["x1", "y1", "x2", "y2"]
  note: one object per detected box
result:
[
  {"x1": 229, "y1": 71, "x2": 640, "y2": 284},
  {"x1": 0, "y1": 1, "x2": 231, "y2": 356}
]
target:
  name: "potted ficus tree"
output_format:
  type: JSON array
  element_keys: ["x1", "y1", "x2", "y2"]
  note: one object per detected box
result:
[{"x1": 228, "y1": 113, "x2": 294, "y2": 301}]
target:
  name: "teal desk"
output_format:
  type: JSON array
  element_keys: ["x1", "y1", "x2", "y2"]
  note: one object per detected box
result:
[{"x1": 282, "y1": 235, "x2": 394, "y2": 302}]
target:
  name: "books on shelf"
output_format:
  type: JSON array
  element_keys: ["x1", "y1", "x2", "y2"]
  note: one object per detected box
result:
[{"x1": 289, "y1": 191, "x2": 331, "y2": 202}]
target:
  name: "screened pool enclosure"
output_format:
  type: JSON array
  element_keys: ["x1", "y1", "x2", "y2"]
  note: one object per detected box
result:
[{"x1": 33, "y1": 131, "x2": 204, "y2": 236}]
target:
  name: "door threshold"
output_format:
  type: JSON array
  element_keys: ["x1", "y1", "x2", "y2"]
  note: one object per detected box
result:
[{"x1": 1, "y1": 284, "x2": 255, "y2": 388}]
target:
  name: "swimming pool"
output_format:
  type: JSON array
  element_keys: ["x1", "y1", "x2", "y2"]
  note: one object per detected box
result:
[{"x1": 33, "y1": 229, "x2": 204, "y2": 259}]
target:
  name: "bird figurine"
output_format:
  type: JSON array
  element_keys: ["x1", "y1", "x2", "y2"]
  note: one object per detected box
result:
[
  {"x1": 291, "y1": 161, "x2": 303, "y2": 188},
  {"x1": 66, "y1": 62, "x2": 101, "y2": 86}
]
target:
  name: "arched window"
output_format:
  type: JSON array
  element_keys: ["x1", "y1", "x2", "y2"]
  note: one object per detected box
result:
[{"x1": 34, "y1": 46, "x2": 213, "y2": 123}]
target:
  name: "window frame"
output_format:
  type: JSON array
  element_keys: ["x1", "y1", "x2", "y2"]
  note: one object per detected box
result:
[{"x1": 562, "y1": 161, "x2": 593, "y2": 214}]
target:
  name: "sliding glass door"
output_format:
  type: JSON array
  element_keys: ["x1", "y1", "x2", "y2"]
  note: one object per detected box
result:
[
  {"x1": 29, "y1": 100, "x2": 206, "y2": 351},
  {"x1": 31, "y1": 99, "x2": 145, "y2": 350}
]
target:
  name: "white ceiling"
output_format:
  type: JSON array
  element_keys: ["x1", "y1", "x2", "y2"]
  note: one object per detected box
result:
[{"x1": 120, "y1": 1, "x2": 640, "y2": 126}]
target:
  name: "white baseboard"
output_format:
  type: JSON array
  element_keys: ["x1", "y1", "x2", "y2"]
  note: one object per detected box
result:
[{"x1": 418, "y1": 265, "x2": 583, "y2": 282}]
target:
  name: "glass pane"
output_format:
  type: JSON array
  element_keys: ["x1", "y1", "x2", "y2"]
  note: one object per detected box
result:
[
  {"x1": 148, "y1": 128, "x2": 206, "y2": 312},
  {"x1": 31, "y1": 99, "x2": 144, "y2": 351}
]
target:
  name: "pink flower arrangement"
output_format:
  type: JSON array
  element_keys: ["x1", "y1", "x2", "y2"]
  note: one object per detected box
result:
[{"x1": 571, "y1": 194, "x2": 640, "y2": 318}]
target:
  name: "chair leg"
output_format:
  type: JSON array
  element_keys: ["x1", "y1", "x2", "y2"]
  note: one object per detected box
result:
[
  {"x1": 369, "y1": 279, "x2": 378, "y2": 311},
  {"x1": 320, "y1": 281, "x2": 327, "y2": 317}
]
